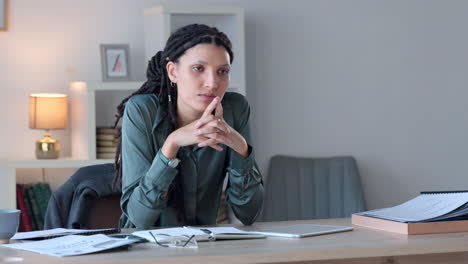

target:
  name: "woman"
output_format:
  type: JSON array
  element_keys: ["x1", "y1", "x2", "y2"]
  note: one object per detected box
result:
[{"x1": 113, "y1": 24, "x2": 263, "y2": 229}]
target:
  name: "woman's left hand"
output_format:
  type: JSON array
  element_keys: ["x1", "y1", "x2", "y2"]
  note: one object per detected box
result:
[{"x1": 194, "y1": 101, "x2": 249, "y2": 158}]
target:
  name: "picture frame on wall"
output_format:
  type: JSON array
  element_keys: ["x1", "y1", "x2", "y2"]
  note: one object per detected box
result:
[
  {"x1": 0, "y1": 0, "x2": 7, "y2": 31},
  {"x1": 100, "y1": 44, "x2": 130, "y2": 81}
]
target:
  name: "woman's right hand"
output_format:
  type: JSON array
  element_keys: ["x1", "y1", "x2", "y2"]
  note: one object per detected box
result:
[{"x1": 161, "y1": 97, "x2": 229, "y2": 159}]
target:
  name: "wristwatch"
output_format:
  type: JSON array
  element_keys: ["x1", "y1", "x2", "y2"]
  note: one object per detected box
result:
[{"x1": 159, "y1": 151, "x2": 180, "y2": 168}]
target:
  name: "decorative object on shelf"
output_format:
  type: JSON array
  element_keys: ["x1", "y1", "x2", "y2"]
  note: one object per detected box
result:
[
  {"x1": 0, "y1": 0, "x2": 7, "y2": 31},
  {"x1": 100, "y1": 44, "x2": 130, "y2": 81},
  {"x1": 29, "y1": 93, "x2": 68, "y2": 159}
]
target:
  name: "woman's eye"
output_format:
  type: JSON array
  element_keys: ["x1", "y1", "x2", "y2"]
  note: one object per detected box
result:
[
  {"x1": 192, "y1": 66, "x2": 203, "y2": 72},
  {"x1": 218, "y1": 69, "x2": 230, "y2": 75}
]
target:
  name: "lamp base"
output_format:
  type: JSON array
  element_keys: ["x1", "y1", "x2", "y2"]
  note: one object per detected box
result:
[{"x1": 35, "y1": 133, "x2": 60, "y2": 159}]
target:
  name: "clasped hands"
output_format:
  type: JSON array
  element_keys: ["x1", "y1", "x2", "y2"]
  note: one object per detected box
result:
[{"x1": 162, "y1": 96, "x2": 248, "y2": 159}]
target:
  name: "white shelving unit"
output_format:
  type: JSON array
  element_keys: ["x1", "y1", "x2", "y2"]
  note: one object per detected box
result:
[
  {"x1": 70, "y1": 81, "x2": 142, "y2": 161},
  {"x1": 0, "y1": 81, "x2": 141, "y2": 209},
  {"x1": 144, "y1": 5, "x2": 246, "y2": 95}
]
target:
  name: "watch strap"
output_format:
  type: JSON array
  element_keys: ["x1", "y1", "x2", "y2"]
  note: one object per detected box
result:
[{"x1": 159, "y1": 150, "x2": 179, "y2": 168}]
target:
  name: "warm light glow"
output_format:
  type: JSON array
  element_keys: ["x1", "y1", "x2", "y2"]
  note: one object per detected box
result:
[
  {"x1": 70, "y1": 82, "x2": 87, "y2": 89},
  {"x1": 30, "y1": 93, "x2": 67, "y2": 98},
  {"x1": 29, "y1": 93, "x2": 68, "y2": 130}
]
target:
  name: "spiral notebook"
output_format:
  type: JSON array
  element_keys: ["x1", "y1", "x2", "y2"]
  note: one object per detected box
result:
[
  {"x1": 11, "y1": 227, "x2": 120, "y2": 241},
  {"x1": 356, "y1": 191, "x2": 468, "y2": 223}
]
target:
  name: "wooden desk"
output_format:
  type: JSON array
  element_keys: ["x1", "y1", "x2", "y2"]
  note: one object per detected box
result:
[{"x1": 2, "y1": 218, "x2": 468, "y2": 264}]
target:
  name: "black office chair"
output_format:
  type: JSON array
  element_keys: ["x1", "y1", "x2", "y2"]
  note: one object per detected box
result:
[{"x1": 44, "y1": 164, "x2": 122, "y2": 229}]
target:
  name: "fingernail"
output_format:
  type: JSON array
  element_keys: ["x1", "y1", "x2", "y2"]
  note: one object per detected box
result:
[{"x1": 195, "y1": 121, "x2": 201, "y2": 127}]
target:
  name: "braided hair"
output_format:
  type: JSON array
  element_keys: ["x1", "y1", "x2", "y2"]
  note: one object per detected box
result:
[{"x1": 112, "y1": 24, "x2": 234, "y2": 223}]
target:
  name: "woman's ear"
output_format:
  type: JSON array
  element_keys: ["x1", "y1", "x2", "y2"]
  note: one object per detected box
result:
[{"x1": 166, "y1": 61, "x2": 177, "y2": 83}]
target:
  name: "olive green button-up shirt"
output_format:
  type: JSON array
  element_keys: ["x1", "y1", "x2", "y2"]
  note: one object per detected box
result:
[{"x1": 119, "y1": 92, "x2": 264, "y2": 229}]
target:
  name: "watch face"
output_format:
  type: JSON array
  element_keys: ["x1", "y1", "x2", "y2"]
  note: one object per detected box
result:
[{"x1": 168, "y1": 159, "x2": 180, "y2": 168}]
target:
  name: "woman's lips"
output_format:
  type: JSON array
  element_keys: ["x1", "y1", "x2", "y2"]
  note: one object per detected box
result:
[{"x1": 199, "y1": 94, "x2": 216, "y2": 101}]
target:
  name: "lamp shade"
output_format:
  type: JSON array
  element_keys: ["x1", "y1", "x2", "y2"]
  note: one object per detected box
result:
[{"x1": 29, "y1": 93, "x2": 68, "y2": 130}]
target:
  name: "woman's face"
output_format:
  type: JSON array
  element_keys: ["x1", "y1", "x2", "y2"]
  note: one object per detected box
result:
[{"x1": 167, "y1": 43, "x2": 231, "y2": 116}]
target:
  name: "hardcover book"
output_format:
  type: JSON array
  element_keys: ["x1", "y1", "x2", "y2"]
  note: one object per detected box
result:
[
  {"x1": 23, "y1": 185, "x2": 38, "y2": 231},
  {"x1": 16, "y1": 184, "x2": 33, "y2": 232}
]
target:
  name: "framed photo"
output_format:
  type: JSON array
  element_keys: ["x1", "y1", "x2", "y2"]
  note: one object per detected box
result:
[
  {"x1": 0, "y1": 0, "x2": 7, "y2": 31},
  {"x1": 100, "y1": 44, "x2": 130, "y2": 81}
]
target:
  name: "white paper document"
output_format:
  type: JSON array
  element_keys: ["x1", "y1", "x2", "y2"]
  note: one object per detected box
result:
[
  {"x1": 358, "y1": 192, "x2": 468, "y2": 223},
  {"x1": 12, "y1": 228, "x2": 84, "y2": 240},
  {"x1": 11, "y1": 228, "x2": 119, "y2": 240},
  {"x1": 3, "y1": 234, "x2": 137, "y2": 257}
]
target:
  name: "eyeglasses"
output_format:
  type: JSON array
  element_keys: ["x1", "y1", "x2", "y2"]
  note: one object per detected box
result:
[{"x1": 149, "y1": 232, "x2": 198, "y2": 248}]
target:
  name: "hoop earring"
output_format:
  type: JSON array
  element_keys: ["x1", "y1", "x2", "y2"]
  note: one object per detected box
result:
[{"x1": 170, "y1": 81, "x2": 176, "y2": 87}]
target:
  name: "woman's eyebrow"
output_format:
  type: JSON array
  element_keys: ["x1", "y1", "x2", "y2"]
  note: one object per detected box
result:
[
  {"x1": 192, "y1": 60, "x2": 208, "y2": 65},
  {"x1": 192, "y1": 60, "x2": 230, "y2": 67}
]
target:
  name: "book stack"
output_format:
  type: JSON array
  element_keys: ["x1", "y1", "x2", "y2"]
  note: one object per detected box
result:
[
  {"x1": 16, "y1": 183, "x2": 52, "y2": 231},
  {"x1": 96, "y1": 127, "x2": 120, "y2": 159}
]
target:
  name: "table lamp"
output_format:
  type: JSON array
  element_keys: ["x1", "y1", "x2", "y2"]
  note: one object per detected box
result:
[{"x1": 29, "y1": 93, "x2": 68, "y2": 159}]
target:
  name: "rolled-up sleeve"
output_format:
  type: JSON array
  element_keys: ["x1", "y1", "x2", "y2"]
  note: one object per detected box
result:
[
  {"x1": 225, "y1": 97, "x2": 264, "y2": 225},
  {"x1": 120, "y1": 98, "x2": 177, "y2": 229}
]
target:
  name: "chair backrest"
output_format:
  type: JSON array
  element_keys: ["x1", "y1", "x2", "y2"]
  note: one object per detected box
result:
[
  {"x1": 86, "y1": 194, "x2": 122, "y2": 229},
  {"x1": 261, "y1": 155, "x2": 366, "y2": 222},
  {"x1": 44, "y1": 163, "x2": 122, "y2": 229}
]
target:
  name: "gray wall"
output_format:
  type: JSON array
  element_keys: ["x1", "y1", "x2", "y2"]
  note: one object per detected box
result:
[
  {"x1": 2, "y1": 0, "x2": 468, "y2": 209},
  {"x1": 261, "y1": 0, "x2": 468, "y2": 209},
  {"x1": 267, "y1": 0, "x2": 468, "y2": 209}
]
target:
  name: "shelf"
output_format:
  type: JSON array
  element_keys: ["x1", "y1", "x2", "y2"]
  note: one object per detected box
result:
[
  {"x1": 71, "y1": 81, "x2": 143, "y2": 91},
  {"x1": 144, "y1": 6, "x2": 243, "y2": 15},
  {"x1": 0, "y1": 158, "x2": 114, "y2": 168}
]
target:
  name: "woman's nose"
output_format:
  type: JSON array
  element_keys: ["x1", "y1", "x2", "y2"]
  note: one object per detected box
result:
[{"x1": 204, "y1": 72, "x2": 219, "y2": 90}]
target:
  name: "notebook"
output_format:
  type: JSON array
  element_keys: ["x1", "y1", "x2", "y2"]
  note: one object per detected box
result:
[
  {"x1": 251, "y1": 224, "x2": 353, "y2": 238},
  {"x1": 356, "y1": 191, "x2": 468, "y2": 223},
  {"x1": 132, "y1": 226, "x2": 265, "y2": 242}
]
